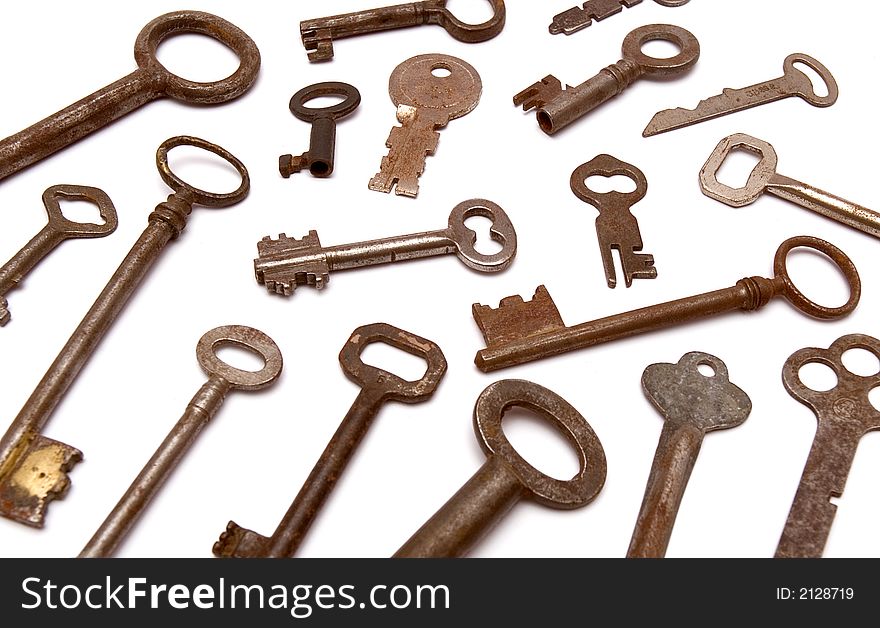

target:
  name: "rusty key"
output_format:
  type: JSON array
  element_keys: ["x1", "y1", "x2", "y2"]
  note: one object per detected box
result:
[
  {"x1": 0, "y1": 11, "x2": 260, "y2": 183},
  {"x1": 394, "y1": 379, "x2": 606, "y2": 557},
  {"x1": 213, "y1": 323, "x2": 446, "y2": 558}
]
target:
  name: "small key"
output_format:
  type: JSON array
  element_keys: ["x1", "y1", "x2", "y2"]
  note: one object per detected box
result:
[
  {"x1": 369, "y1": 53, "x2": 482, "y2": 197},
  {"x1": 300, "y1": 0, "x2": 506, "y2": 62},
  {"x1": 254, "y1": 198, "x2": 516, "y2": 296},
  {"x1": 472, "y1": 236, "x2": 860, "y2": 372},
  {"x1": 0, "y1": 11, "x2": 259, "y2": 184},
  {"x1": 394, "y1": 379, "x2": 606, "y2": 557},
  {"x1": 279, "y1": 82, "x2": 361, "y2": 178},
  {"x1": 644, "y1": 54, "x2": 837, "y2": 137},
  {"x1": 514, "y1": 24, "x2": 699, "y2": 135},
  {"x1": 79, "y1": 325, "x2": 283, "y2": 557},
  {"x1": 571, "y1": 154, "x2": 656, "y2": 288},
  {"x1": 776, "y1": 334, "x2": 880, "y2": 558},
  {"x1": 0, "y1": 185, "x2": 117, "y2": 326},
  {"x1": 213, "y1": 323, "x2": 446, "y2": 558},
  {"x1": 700, "y1": 133, "x2": 880, "y2": 240},
  {"x1": 628, "y1": 352, "x2": 751, "y2": 558},
  {"x1": 550, "y1": 0, "x2": 689, "y2": 36}
]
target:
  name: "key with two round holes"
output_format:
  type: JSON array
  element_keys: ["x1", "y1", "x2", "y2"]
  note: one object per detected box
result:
[
  {"x1": 213, "y1": 323, "x2": 447, "y2": 558},
  {"x1": 0, "y1": 185, "x2": 117, "y2": 326},
  {"x1": 0, "y1": 11, "x2": 260, "y2": 184},
  {"x1": 700, "y1": 133, "x2": 880, "y2": 240},
  {"x1": 393, "y1": 379, "x2": 606, "y2": 557},
  {"x1": 79, "y1": 325, "x2": 283, "y2": 557},
  {"x1": 254, "y1": 198, "x2": 516, "y2": 296}
]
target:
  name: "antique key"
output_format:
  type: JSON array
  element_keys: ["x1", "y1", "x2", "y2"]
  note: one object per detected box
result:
[
  {"x1": 254, "y1": 198, "x2": 516, "y2": 296},
  {"x1": 550, "y1": 0, "x2": 690, "y2": 36},
  {"x1": 394, "y1": 379, "x2": 606, "y2": 557},
  {"x1": 700, "y1": 133, "x2": 880, "y2": 240},
  {"x1": 0, "y1": 185, "x2": 117, "y2": 326},
  {"x1": 776, "y1": 334, "x2": 880, "y2": 558},
  {"x1": 0, "y1": 136, "x2": 250, "y2": 527},
  {"x1": 571, "y1": 154, "x2": 656, "y2": 288},
  {"x1": 369, "y1": 53, "x2": 482, "y2": 197},
  {"x1": 279, "y1": 82, "x2": 361, "y2": 178},
  {"x1": 0, "y1": 11, "x2": 259, "y2": 183},
  {"x1": 80, "y1": 326, "x2": 282, "y2": 557},
  {"x1": 644, "y1": 54, "x2": 838, "y2": 136},
  {"x1": 214, "y1": 323, "x2": 446, "y2": 558},
  {"x1": 628, "y1": 352, "x2": 751, "y2": 558},
  {"x1": 300, "y1": 0, "x2": 506, "y2": 62},
  {"x1": 514, "y1": 24, "x2": 699, "y2": 135},
  {"x1": 473, "y1": 236, "x2": 860, "y2": 372}
]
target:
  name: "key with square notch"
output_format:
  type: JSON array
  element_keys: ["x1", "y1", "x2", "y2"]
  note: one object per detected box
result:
[
  {"x1": 393, "y1": 379, "x2": 606, "y2": 557},
  {"x1": 254, "y1": 198, "x2": 516, "y2": 296},
  {"x1": 776, "y1": 334, "x2": 880, "y2": 558},
  {"x1": 0, "y1": 185, "x2": 117, "y2": 326},
  {"x1": 300, "y1": 0, "x2": 506, "y2": 62},
  {"x1": 213, "y1": 323, "x2": 446, "y2": 558},
  {"x1": 79, "y1": 325, "x2": 282, "y2": 557},
  {"x1": 549, "y1": 0, "x2": 690, "y2": 37},
  {"x1": 369, "y1": 53, "x2": 482, "y2": 197},
  {"x1": 472, "y1": 236, "x2": 860, "y2": 372}
]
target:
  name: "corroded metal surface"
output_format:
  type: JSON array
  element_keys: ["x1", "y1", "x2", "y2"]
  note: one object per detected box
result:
[{"x1": 549, "y1": 0, "x2": 690, "y2": 36}]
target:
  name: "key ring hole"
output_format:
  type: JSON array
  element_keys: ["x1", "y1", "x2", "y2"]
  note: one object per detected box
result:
[
  {"x1": 798, "y1": 360, "x2": 839, "y2": 392},
  {"x1": 697, "y1": 362, "x2": 716, "y2": 378},
  {"x1": 447, "y1": 199, "x2": 517, "y2": 273},
  {"x1": 431, "y1": 65, "x2": 452, "y2": 78},
  {"x1": 289, "y1": 82, "x2": 361, "y2": 121},
  {"x1": 622, "y1": 24, "x2": 700, "y2": 77},
  {"x1": 43, "y1": 185, "x2": 118, "y2": 237},
  {"x1": 360, "y1": 342, "x2": 429, "y2": 383},
  {"x1": 784, "y1": 53, "x2": 839, "y2": 107},
  {"x1": 640, "y1": 39, "x2": 682, "y2": 60},
  {"x1": 215, "y1": 343, "x2": 267, "y2": 372},
  {"x1": 501, "y1": 406, "x2": 582, "y2": 481},
  {"x1": 584, "y1": 174, "x2": 638, "y2": 194},
  {"x1": 156, "y1": 136, "x2": 250, "y2": 207},
  {"x1": 842, "y1": 348, "x2": 880, "y2": 377},
  {"x1": 197, "y1": 325, "x2": 283, "y2": 390}
]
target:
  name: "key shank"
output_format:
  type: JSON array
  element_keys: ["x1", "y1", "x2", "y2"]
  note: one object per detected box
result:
[
  {"x1": 302, "y1": 1, "x2": 445, "y2": 41},
  {"x1": 0, "y1": 226, "x2": 63, "y2": 296},
  {"x1": 324, "y1": 230, "x2": 455, "y2": 270}
]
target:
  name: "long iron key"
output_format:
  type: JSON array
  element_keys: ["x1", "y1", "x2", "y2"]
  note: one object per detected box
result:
[
  {"x1": 700, "y1": 133, "x2": 880, "y2": 240},
  {"x1": 394, "y1": 379, "x2": 606, "y2": 557},
  {"x1": 255, "y1": 198, "x2": 516, "y2": 296},
  {"x1": 644, "y1": 53, "x2": 837, "y2": 136},
  {"x1": 80, "y1": 326, "x2": 283, "y2": 557},
  {"x1": 776, "y1": 334, "x2": 880, "y2": 558},
  {"x1": 472, "y1": 236, "x2": 860, "y2": 372},
  {"x1": 550, "y1": 0, "x2": 690, "y2": 36},
  {"x1": 369, "y1": 53, "x2": 482, "y2": 197},
  {"x1": 0, "y1": 11, "x2": 259, "y2": 184},
  {"x1": 213, "y1": 323, "x2": 446, "y2": 558},
  {"x1": 0, "y1": 185, "x2": 117, "y2": 326},
  {"x1": 628, "y1": 352, "x2": 751, "y2": 558},
  {"x1": 571, "y1": 154, "x2": 656, "y2": 288},
  {"x1": 0, "y1": 136, "x2": 250, "y2": 527},
  {"x1": 301, "y1": 0, "x2": 506, "y2": 62}
]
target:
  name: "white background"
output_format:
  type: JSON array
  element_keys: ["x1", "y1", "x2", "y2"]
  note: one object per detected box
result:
[{"x1": 0, "y1": 0, "x2": 878, "y2": 558}]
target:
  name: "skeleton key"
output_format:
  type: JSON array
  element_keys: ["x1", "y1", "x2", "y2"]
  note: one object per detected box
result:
[
  {"x1": 300, "y1": 0, "x2": 506, "y2": 62},
  {"x1": 514, "y1": 24, "x2": 699, "y2": 135},
  {"x1": 0, "y1": 185, "x2": 117, "y2": 326},
  {"x1": 254, "y1": 198, "x2": 516, "y2": 296},
  {"x1": 644, "y1": 53, "x2": 837, "y2": 136},
  {"x1": 79, "y1": 326, "x2": 282, "y2": 557},
  {"x1": 628, "y1": 352, "x2": 751, "y2": 558},
  {"x1": 776, "y1": 334, "x2": 880, "y2": 558},
  {"x1": 369, "y1": 53, "x2": 481, "y2": 197},
  {"x1": 473, "y1": 236, "x2": 860, "y2": 372},
  {"x1": 571, "y1": 154, "x2": 656, "y2": 288},
  {"x1": 0, "y1": 136, "x2": 249, "y2": 527},
  {"x1": 394, "y1": 379, "x2": 606, "y2": 557},
  {"x1": 550, "y1": 0, "x2": 690, "y2": 37},
  {"x1": 0, "y1": 11, "x2": 259, "y2": 184},
  {"x1": 700, "y1": 133, "x2": 880, "y2": 240},
  {"x1": 213, "y1": 323, "x2": 446, "y2": 558}
]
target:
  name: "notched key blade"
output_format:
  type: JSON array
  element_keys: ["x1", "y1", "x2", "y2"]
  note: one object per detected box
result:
[
  {"x1": 473, "y1": 285, "x2": 565, "y2": 348},
  {"x1": 254, "y1": 231, "x2": 330, "y2": 296},
  {"x1": 549, "y1": 0, "x2": 642, "y2": 36},
  {"x1": 213, "y1": 520, "x2": 269, "y2": 558}
]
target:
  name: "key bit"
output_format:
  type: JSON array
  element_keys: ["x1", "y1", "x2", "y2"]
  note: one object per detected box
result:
[{"x1": 550, "y1": 0, "x2": 642, "y2": 36}]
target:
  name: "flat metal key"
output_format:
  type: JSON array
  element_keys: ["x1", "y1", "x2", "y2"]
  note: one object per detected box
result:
[
  {"x1": 571, "y1": 154, "x2": 656, "y2": 288},
  {"x1": 644, "y1": 53, "x2": 838, "y2": 136},
  {"x1": 628, "y1": 352, "x2": 751, "y2": 558},
  {"x1": 776, "y1": 334, "x2": 880, "y2": 558},
  {"x1": 79, "y1": 325, "x2": 283, "y2": 557},
  {"x1": 0, "y1": 185, "x2": 117, "y2": 326},
  {"x1": 0, "y1": 136, "x2": 250, "y2": 527},
  {"x1": 213, "y1": 323, "x2": 446, "y2": 558},
  {"x1": 394, "y1": 379, "x2": 606, "y2": 557},
  {"x1": 549, "y1": 0, "x2": 690, "y2": 36},
  {"x1": 300, "y1": 0, "x2": 506, "y2": 62},
  {"x1": 254, "y1": 198, "x2": 516, "y2": 296},
  {"x1": 0, "y1": 11, "x2": 260, "y2": 184},
  {"x1": 514, "y1": 24, "x2": 699, "y2": 135},
  {"x1": 700, "y1": 133, "x2": 880, "y2": 240},
  {"x1": 472, "y1": 236, "x2": 860, "y2": 372},
  {"x1": 369, "y1": 53, "x2": 482, "y2": 197}
]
